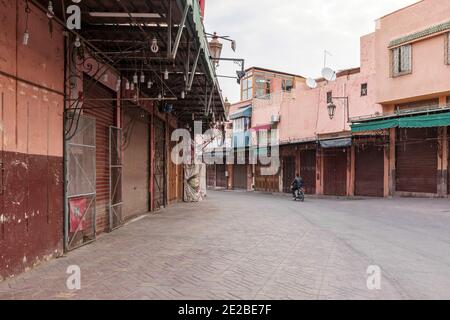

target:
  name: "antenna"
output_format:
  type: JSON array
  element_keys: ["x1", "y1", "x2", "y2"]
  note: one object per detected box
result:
[
  {"x1": 321, "y1": 67, "x2": 337, "y2": 82},
  {"x1": 324, "y1": 50, "x2": 332, "y2": 68},
  {"x1": 306, "y1": 78, "x2": 318, "y2": 89}
]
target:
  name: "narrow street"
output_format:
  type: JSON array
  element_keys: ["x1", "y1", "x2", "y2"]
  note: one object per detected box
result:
[{"x1": 1, "y1": 191, "x2": 449, "y2": 300}]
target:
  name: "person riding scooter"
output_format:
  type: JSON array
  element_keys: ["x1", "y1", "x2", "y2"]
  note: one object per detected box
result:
[{"x1": 291, "y1": 174, "x2": 304, "y2": 199}]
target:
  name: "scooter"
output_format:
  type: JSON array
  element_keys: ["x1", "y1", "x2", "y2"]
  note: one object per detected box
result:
[{"x1": 293, "y1": 187, "x2": 305, "y2": 202}]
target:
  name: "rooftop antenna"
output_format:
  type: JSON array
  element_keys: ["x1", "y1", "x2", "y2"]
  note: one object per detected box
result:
[{"x1": 324, "y1": 50, "x2": 332, "y2": 68}]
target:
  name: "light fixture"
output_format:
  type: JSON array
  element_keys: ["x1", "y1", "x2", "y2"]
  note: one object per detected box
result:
[
  {"x1": 133, "y1": 72, "x2": 138, "y2": 84},
  {"x1": 158, "y1": 92, "x2": 162, "y2": 100},
  {"x1": 327, "y1": 102, "x2": 336, "y2": 120},
  {"x1": 74, "y1": 36, "x2": 81, "y2": 48},
  {"x1": 23, "y1": 30, "x2": 30, "y2": 46},
  {"x1": 116, "y1": 79, "x2": 121, "y2": 91},
  {"x1": 208, "y1": 32, "x2": 223, "y2": 67},
  {"x1": 47, "y1": 1, "x2": 55, "y2": 19},
  {"x1": 164, "y1": 69, "x2": 169, "y2": 80},
  {"x1": 147, "y1": 80, "x2": 153, "y2": 89},
  {"x1": 130, "y1": 82, "x2": 135, "y2": 91},
  {"x1": 150, "y1": 37, "x2": 159, "y2": 53},
  {"x1": 181, "y1": 90, "x2": 185, "y2": 99},
  {"x1": 140, "y1": 73, "x2": 145, "y2": 83},
  {"x1": 125, "y1": 80, "x2": 130, "y2": 90},
  {"x1": 103, "y1": 73, "x2": 108, "y2": 82}
]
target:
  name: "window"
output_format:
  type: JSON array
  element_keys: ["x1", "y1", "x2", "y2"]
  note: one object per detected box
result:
[
  {"x1": 392, "y1": 44, "x2": 412, "y2": 77},
  {"x1": 282, "y1": 79, "x2": 294, "y2": 92},
  {"x1": 446, "y1": 33, "x2": 450, "y2": 65},
  {"x1": 361, "y1": 83, "x2": 368, "y2": 96},
  {"x1": 327, "y1": 91, "x2": 333, "y2": 104},
  {"x1": 241, "y1": 76, "x2": 253, "y2": 101},
  {"x1": 255, "y1": 76, "x2": 271, "y2": 98}
]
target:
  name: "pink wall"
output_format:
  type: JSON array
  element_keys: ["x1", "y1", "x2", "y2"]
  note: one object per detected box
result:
[
  {"x1": 375, "y1": 0, "x2": 450, "y2": 104},
  {"x1": 251, "y1": 34, "x2": 382, "y2": 143}
]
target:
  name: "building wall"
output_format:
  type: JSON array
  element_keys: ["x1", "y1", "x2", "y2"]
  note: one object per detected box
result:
[
  {"x1": 0, "y1": 0, "x2": 64, "y2": 279},
  {"x1": 375, "y1": 0, "x2": 450, "y2": 104}
]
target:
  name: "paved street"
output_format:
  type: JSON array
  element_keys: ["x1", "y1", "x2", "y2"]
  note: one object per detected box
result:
[{"x1": 1, "y1": 191, "x2": 450, "y2": 300}]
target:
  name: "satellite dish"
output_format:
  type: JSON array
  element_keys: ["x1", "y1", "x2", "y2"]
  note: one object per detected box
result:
[
  {"x1": 306, "y1": 78, "x2": 317, "y2": 89},
  {"x1": 322, "y1": 67, "x2": 337, "y2": 81}
]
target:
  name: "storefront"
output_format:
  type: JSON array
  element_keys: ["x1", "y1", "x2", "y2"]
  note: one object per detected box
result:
[{"x1": 320, "y1": 138, "x2": 351, "y2": 197}]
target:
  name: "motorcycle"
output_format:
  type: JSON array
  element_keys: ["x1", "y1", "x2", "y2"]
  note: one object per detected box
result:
[{"x1": 292, "y1": 187, "x2": 305, "y2": 202}]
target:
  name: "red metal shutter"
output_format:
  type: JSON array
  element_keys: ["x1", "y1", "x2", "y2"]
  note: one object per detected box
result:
[
  {"x1": 83, "y1": 78, "x2": 115, "y2": 233},
  {"x1": 300, "y1": 149, "x2": 316, "y2": 195},
  {"x1": 216, "y1": 165, "x2": 227, "y2": 188},
  {"x1": 355, "y1": 144, "x2": 384, "y2": 197},
  {"x1": 396, "y1": 128, "x2": 438, "y2": 194},
  {"x1": 323, "y1": 148, "x2": 348, "y2": 196},
  {"x1": 283, "y1": 156, "x2": 295, "y2": 193}
]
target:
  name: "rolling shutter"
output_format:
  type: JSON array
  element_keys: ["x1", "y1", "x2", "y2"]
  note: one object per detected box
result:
[
  {"x1": 323, "y1": 148, "x2": 348, "y2": 196},
  {"x1": 355, "y1": 145, "x2": 384, "y2": 197},
  {"x1": 396, "y1": 128, "x2": 438, "y2": 194},
  {"x1": 300, "y1": 149, "x2": 316, "y2": 195}
]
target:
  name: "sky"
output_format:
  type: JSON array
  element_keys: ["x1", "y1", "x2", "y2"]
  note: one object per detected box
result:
[{"x1": 203, "y1": 0, "x2": 419, "y2": 103}]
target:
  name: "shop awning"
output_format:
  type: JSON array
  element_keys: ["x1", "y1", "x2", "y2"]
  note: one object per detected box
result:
[
  {"x1": 320, "y1": 138, "x2": 352, "y2": 149},
  {"x1": 251, "y1": 124, "x2": 272, "y2": 132},
  {"x1": 229, "y1": 106, "x2": 252, "y2": 120},
  {"x1": 351, "y1": 118, "x2": 400, "y2": 133},
  {"x1": 351, "y1": 111, "x2": 450, "y2": 132}
]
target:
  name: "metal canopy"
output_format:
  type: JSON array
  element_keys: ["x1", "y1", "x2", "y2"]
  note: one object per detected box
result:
[{"x1": 34, "y1": 0, "x2": 225, "y2": 124}]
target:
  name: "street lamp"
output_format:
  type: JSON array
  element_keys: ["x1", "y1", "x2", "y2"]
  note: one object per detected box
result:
[
  {"x1": 208, "y1": 32, "x2": 223, "y2": 67},
  {"x1": 327, "y1": 96, "x2": 349, "y2": 122}
]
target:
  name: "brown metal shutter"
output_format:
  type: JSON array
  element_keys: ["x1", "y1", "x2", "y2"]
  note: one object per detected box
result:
[
  {"x1": 396, "y1": 128, "x2": 437, "y2": 194},
  {"x1": 255, "y1": 165, "x2": 279, "y2": 192},
  {"x1": 323, "y1": 148, "x2": 348, "y2": 196},
  {"x1": 216, "y1": 165, "x2": 227, "y2": 188},
  {"x1": 283, "y1": 157, "x2": 295, "y2": 193},
  {"x1": 154, "y1": 117, "x2": 166, "y2": 210},
  {"x1": 83, "y1": 78, "x2": 115, "y2": 233},
  {"x1": 206, "y1": 165, "x2": 216, "y2": 188},
  {"x1": 233, "y1": 165, "x2": 247, "y2": 189},
  {"x1": 448, "y1": 132, "x2": 450, "y2": 195},
  {"x1": 355, "y1": 145, "x2": 384, "y2": 197},
  {"x1": 300, "y1": 149, "x2": 316, "y2": 195}
]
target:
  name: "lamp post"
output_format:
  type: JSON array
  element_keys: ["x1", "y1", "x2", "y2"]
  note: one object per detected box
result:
[{"x1": 327, "y1": 96, "x2": 350, "y2": 122}]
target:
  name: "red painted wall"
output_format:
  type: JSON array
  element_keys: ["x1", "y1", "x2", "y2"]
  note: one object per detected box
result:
[{"x1": 0, "y1": 0, "x2": 64, "y2": 280}]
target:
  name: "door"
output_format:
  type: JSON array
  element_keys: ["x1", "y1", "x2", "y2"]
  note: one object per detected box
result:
[
  {"x1": 168, "y1": 127, "x2": 178, "y2": 202},
  {"x1": 255, "y1": 165, "x2": 280, "y2": 192},
  {"x1": 122, "y1": 109, "x2": 149, "y2": 220},
  {"x1": 355, "y1": 144, "x2": 384, "y2": 197},
  {"x1": 300, "y1": 150, "x2": 316, "y2": 195},
  {"x1": 283, "y1": 157, "x2": 295, "y2": 193},
  {"x1": 233, "y1": 165, "x2": 247, "y2": 189},
  {"x1": 154, "y1": 117, "x2": 166, "y2": 210},
  {"x1": 323, "y1": 148, "x2": 348, "y2": 196},
  {"x1": 216, "y1": 164, "x2": 227, "y2": 188},
  {"x1": 396, "y1": 128, "x2": 438, "y2": 194}
]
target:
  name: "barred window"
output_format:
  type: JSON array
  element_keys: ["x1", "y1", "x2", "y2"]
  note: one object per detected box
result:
[
  {"x1": 327, "y1": 91, "x2": 333, "y2": 103},
  {"x1": 392, "y1": 44, "x2": 412, "y2": 77},
  {"x1": 361, "y1": 83, "x2": 368, "y2": 96}
]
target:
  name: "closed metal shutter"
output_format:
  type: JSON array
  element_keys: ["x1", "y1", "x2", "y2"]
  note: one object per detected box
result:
[
  {"x1": 206, "y1": 165, "x2": 216, "y2": 188},
  {"x1": 355, "y1": 145, "x2": 384, "y2": 197},
  {"x1": 396, "y1": 128, "x2": 437, "y2": 194},
  {"x1": 83, "y1": 78, "x2": 115, "y2": 233},
  {"x1": 282, "y1": 157, "x2": 295, "y2": 193},
  {"x1": 233, "y1": 165, "x2": 247, "y2": 189},
  {"x1": 255, "y1": 165, "x2": 279, "y2": 192},
  {"x1": 448, "y1": 132, "x2": 450, "y2": 195},
  {"x1": 300, "y1": 149, "x2": 316, "y2": 195},
  {"x1": 323, "y1": 148, "x2": 348, "y2": 196},
  {"x1": 122, "y1": 109, "x2": 149, "y2": 220},
  {"x1": 154, "y1": 117, "x2": 166, "y2": 210},
  {"x1": 216, "y1": 165, "x2": 227, "y2": 188}
]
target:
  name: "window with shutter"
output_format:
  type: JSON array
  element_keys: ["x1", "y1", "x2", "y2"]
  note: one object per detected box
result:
[{"x1": 392, "y1": 44, "x2": 412, "y2": 77}]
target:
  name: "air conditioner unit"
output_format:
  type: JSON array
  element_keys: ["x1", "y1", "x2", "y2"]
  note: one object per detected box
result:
[{"x1": 271, "y1": 115, "x2": 280, "y2": 124}]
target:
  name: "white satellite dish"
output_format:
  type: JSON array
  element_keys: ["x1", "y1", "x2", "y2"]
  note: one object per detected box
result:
[
  {"x1": 321, "y1": 67, "x2": 337, "y2": 81},
  {"x1": 306, "y1": 78, "x2": 317, "y2": 89}
]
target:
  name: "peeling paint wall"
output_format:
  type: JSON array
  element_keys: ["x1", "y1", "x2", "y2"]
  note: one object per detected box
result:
[{"x1": 0, "y1": 0, "x2": 64, "y2": 280}]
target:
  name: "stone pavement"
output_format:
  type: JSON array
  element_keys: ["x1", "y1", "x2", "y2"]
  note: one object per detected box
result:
[{"x1": 1, "y1": 191, "x2": 449, "y2": 300}]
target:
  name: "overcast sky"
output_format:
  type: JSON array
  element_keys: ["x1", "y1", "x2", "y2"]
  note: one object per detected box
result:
[{"x1": 203, "y1": 0, "x2": 419, "y2": 103}]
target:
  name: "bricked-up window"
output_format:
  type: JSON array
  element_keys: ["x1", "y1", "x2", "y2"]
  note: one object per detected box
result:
[
  {"x1": 327, "y1": 91, "x2": 333, "y2": 103},
  {"x1": 361, "y1": 83, "x2": 368, "y2": 96},
  {"x1": 392, "y1": 44, "x2": 412, "y2": 77}
]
